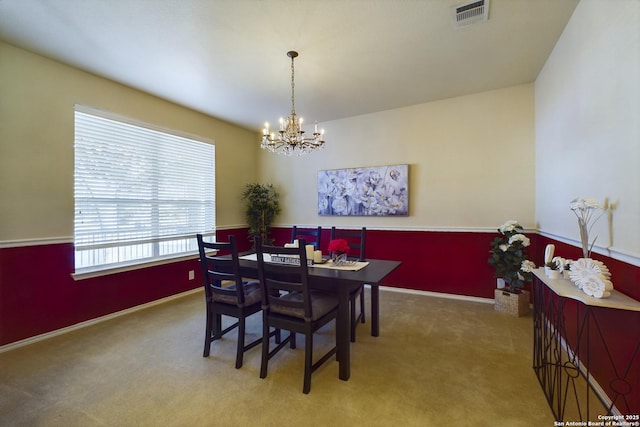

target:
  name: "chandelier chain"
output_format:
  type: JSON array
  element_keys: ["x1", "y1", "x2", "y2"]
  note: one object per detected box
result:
[{"x1": 290, "y1": 54, "x2": 296, "y2": 116}]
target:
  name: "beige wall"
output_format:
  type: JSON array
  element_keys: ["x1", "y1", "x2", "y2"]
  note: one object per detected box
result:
[
  {"x1": 258, "y1": 84, "x2": 536, "y2": 231},
  {"x1": 0, "y1": 42, "x2": 258, "y2": 243},
  {"x1": 535, "y1": 0, "x2": 640, "y2": 264}
]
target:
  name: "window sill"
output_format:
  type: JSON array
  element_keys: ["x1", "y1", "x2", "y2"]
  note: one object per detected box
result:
[{"x1": 71, "y1": 252, "x2": 200, "y2": 281}]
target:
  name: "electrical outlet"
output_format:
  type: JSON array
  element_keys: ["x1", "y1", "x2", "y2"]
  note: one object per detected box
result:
[{"x1": 188, "y1": 270, "x2": 195, "y2": 280}]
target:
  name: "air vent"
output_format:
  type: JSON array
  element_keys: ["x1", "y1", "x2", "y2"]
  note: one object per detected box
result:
[{"x1": 453, "y1": 0, "x2": 489, "y2": 28}]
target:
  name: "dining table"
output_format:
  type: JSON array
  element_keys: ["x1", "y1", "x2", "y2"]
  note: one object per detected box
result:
[{"x1": 236, "y1": 253, "x2": 401, "y2": 381}]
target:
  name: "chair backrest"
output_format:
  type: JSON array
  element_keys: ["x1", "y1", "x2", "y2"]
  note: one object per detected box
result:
[
  {"x1": 291, "y1": 226, "x2": 322, "y2": 250},
  {"x1": 330, "y1": 227, "x2": 367, "y2": 261},
  {"x1": 197, "y1": 234, "x2": 248, "y2": 306},
  {"x1": 256, "y1": 237, "x2": 314, "y2": 320}
]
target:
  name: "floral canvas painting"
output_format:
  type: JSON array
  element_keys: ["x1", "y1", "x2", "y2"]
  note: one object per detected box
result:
[{"x1": 318, "y1": 164, "x2": 409, "y2": 216}]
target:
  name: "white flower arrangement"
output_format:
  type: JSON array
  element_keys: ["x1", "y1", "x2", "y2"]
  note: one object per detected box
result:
[
  {"x1": 521, "y1": 260, "x2": 536, "y2": 273},
  {"x1": 508, "y1": 234, "x2": 531, "y2": 247},
  {"x1": 499, "y1": 220, "x2": 520, "y2": 234},
  {"x1": 569, "y1": 258, "x2": 613, "y2": 298},
  {"x1": 570, "y1": 197, "x2": 605, "y2": 258},
  {"x1": 488, "y1": 220, "x2": 535, "y2": 292}
]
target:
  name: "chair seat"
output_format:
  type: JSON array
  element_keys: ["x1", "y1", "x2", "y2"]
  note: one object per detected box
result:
[
  {"x1": 212, "y1": 281, "x2": 261, "y2": 306},
  {"x1": 271, "y1": 291, "x2": 338, "y2": 320}
]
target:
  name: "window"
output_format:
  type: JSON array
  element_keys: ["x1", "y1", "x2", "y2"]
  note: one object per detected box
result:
[{"x1": 74, "y1": 105, "x2": 215, "y2": 273}]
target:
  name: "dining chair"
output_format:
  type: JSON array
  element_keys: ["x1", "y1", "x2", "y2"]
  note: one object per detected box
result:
[
  {"x1": 256, "y1": 237, "x2": 339, "y2": 394},
  {"x1": 291, "y1": 226, "x2": 322, "y2": 250},
  {"x1": 330, "y1": 226, "x2": 367, "y2": 342},
  {"x1": 197, "y1": 234, "x2": 266, "y2": 369}
]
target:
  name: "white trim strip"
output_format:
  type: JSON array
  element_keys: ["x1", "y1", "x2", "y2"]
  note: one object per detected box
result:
[
  {"x1": 539, "y1": 231, "x2": 640, "y2": 267},
  {"x1": 380, "y1": 285, "x2": 495, "y2": 305},
  {"x1": 0, "y1": 288, "x2": 203, "y2": 354},
  {"x1": 279, "y1": 224, "x2": 500, "y2": 233},
  {"x1": 3, "y1": 228, "x2": 639, "y2": 267},
  {"x1": 71, "y1": 253, "x2": 200, "y2": 281},
  {"x1": 0, "y1": 237, "x2": 73, "y2": 248}
]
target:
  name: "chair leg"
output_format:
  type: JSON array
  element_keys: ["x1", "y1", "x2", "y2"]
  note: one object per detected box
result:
[
  {"x1": 290, "y1": 332, "x2": 297, "y2": 349},
  {"x1": 350, "y1": 295, "x2": 357, "y2": 343},
  {"x1": 214, "y1": 313, "x2": 222, "y2": 335},
  {"x1": 303, "y1": 332, "x2": 313, "y2": 394},
  {"x1": 203, "y1": 307, "x2": 213, "y2": 357},
  {"x1": 360, "y1": 287, "x2": 366, "y2": 323},
  {"x1": 260, "y1": 315, "x2": 270, "y2": 379},
  {"x1": 235, "y1": 316, "x2": 246, "y2": 369}
]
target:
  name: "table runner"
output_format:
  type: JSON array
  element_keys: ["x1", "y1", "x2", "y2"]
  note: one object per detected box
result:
[{"x1": 240, "y1": 253, "x2": 369, "y2": 271}]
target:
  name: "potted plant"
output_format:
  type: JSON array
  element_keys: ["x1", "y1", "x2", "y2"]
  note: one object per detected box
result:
[
  {"x1": 488, "y1": 220, "x2": 536, "y2": 316},
  {"x1": 328, "y1": 238, "x2": 350, "y2": 265},
  {"x1": 241, "y1": 183, "x2": 281, "y2": 246},
  {"x1": 544, "y1": 259, "x2": 561, "y2": 279}
]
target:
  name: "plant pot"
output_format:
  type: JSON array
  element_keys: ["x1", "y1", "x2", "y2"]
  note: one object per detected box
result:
[
  {"x1": 494, "y1": 289, "x2": 530, "y2": 317},
  {"x1": 546, "y1": 270, "x2": 561, "y2": 279}
]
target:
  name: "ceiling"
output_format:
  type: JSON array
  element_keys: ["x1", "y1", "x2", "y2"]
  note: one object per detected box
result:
[{"x1": 0, "y1": 0, "x2": 580, "y2": 132}]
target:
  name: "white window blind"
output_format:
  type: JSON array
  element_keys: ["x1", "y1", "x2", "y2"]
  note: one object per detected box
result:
[{"x1": 74, "y1": 105, "x2": 215, "y2": 272}]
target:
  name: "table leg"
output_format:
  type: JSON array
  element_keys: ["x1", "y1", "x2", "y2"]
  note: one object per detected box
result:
[
  {"x1": 371, "y1": 283, "x2": 380, "y2": 337},
  {"x1": 337, "y1": 285, "x2": 350, "y2": 381}
]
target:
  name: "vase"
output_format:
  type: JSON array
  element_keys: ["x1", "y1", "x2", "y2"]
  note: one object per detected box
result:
[
  {"x1": 332, "y1": 252, "x2": 348, "y2": 266},
  {"x1": 496, "y1": 278, "x2": 506, "y2": 289}
]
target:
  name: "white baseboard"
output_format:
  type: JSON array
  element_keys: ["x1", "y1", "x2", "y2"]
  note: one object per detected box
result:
[
  {"x1": 380, "y1": 285, "x2": 494, "y2": 305},
  {"x1": 2, "y1": 286, "x2": 492, "y2": 353},
  {"x1": 0, "y1": 288, "x2": 203, "y2": 354}
]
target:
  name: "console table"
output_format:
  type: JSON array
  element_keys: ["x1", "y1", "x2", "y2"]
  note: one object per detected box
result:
[{"x1": 532, "y1": 269, "x2": 640, "y2": 421}]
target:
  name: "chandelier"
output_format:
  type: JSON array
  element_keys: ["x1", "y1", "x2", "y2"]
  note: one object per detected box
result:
[{"x1": 261, "y1": 51, "x2": 325, "y2": 156}]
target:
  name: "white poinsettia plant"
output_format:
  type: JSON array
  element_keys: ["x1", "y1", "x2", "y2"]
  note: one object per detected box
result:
[{"x1": 488, "y1": 220, "x2": 536, "y2": 292}]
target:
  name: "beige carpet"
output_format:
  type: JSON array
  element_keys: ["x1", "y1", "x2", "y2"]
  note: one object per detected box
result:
[{"x1": 0, "y1": 288, "x2": 554, "y2": 426}]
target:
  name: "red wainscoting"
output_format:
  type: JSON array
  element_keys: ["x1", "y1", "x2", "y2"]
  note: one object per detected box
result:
[
  {"x1": 1, "y1": 227, "x2": 638, "y2": 347},
  {"x1": 270, "y1": 227, "x2": 500, "y2": 297},
  {"x1": 535, "y1": 235, "x2": 640, "y2": 301},
  {"x1": 0, "y1": 228, "x2": 249, "y2": 347}
]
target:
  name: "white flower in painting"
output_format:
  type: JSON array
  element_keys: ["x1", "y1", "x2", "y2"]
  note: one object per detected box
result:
[
  {"x1": 499, "y1": 244, "x2": 509, "y2": 252},
  {"x1": 331, "y1": 197, "x2": 348, "y2": 215},
  {"x1": 508, "y1": 234, "x2": 530, "y2": 247},
  {"x1": 521, "y1": 260, "x2": 536, "y2": 273},
  {"x1": 499, "y1": 220, "x2": 520, "y2": 234}
]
